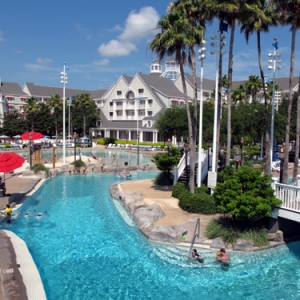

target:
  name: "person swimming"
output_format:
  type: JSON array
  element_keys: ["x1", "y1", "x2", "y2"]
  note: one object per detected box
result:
[
  {"x1": 191, "y1": 249, "x2": 204, "y2": 264},
  {"x1": 216, "y1": 248, "x2": 230, "y2": 266}
]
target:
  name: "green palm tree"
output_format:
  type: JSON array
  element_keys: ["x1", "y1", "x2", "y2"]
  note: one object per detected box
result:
[
  {"x1": 23, "y1": 96, "x2": 41, "y2": 131},
  {"x1": 277, "y1": 0, "x2": 300, "y2": 183},
  {"x1": 74, "y1": 93, "x2": 94, "y2": 136},
  {"x1": 47, "y1": 94, "x2": 62, "y2": 139},
  {"x1": 149, "y1": 7, "x2": 203, "y2": 193},
  {"x1": 232, "y1": 84, "x2": 247, "y2": 104},
  {"x1": 245, "y1": 75, "x2": 262, "y2": 100},
  {"x1": 240, "y1": 0, "x2": 279, "y2": 174}
]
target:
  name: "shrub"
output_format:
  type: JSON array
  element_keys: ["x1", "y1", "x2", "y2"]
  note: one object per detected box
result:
[
  {"x1": 71, "y1": 160, "x2": 86, "y2": 171},
  {"x1": 153, "y1": 172, "x2": 173, "y2": 186},
  {"x1": 172, "y1": 182, "x2": 218, "y2": 214},
  {"x1": 206, "y1": 216, "x2": 269, "y2": 247},
  {"x1": 31, "y1": 163, "x2": 49, "y2": 175}
]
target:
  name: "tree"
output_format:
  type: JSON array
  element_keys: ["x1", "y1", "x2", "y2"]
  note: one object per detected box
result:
[
  {"x1": 277, "y1": 0, "x2": 300, "y2": 183},
  {"x1": 74, "y1": 93, "x2": 94, "y2": 136},
  {"x1": 240, "y1": 0, "x2": 279, "y2": 175},
  {"x1": 214, "y1": 166, "x2": 282, "y2": 220},
  {"x1": 32, "y1": 103, "x2": 54, "y2": 134},
  {"x1": 245, "y1": 74, "x2": 262, "y2": 101},
  {"x1": 47, "y1": 94, "x2": 62, "y2": 139},
  {"x1": 149, "y1": 7, "x2": 203, "y2": 193},
  {"x1": 23, "y1": 97, "x2": 41, "y2": 131},
  {"x1": 231, "y1": 84, "x2": 247, "y2": 104},
  {"x1": 2, "y1": 110, "x2": 26, "y2": 136},
  {"x1": 155, "y1": 106, "x2": 189, "y2": 144}
]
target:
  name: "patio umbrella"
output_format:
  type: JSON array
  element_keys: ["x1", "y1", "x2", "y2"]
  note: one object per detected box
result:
[
  {"x1": 21, "y1": 131, "x2": 43, "y2": 141},
  {"x1": 13, "y1": 135, "x2": 21, "y2": 139},
  {"x1": 0, "y1": 152, "x2": 25, "y2": 181},
  {"x1": 0, "y1": 135, "x2": 10, "y2": 139}
]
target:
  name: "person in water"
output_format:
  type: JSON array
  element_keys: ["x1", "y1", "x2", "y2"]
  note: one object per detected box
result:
[
  {"x1": 191, "y1": 249, "x2": 204, "y2": 264},
  {"x1": 5, "y1": 204, "x2": 12, "y2": 223},
  {"x1": 216, "y1": 248, "x2": 230, "y2": 266},
  {"x1": 119, "y1": 173, "x2": 131, "y2": 178}
]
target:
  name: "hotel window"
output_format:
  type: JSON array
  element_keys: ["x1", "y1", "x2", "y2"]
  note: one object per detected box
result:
[
  {"x1": 109, "y1": 112, "x2": 113, "y2": 117},
  {"x1": 138, "y1": 89, "x2": 144, "y2": 94},
  {"x1": 117, "y1": 91, "x2": 122, "y2": 96},
  {"x1": 109, "y1": 102, "x2": 113, "y2": 106},
  {"x1": 147, "y1": 111, "x2": 153, "y2": 116}
]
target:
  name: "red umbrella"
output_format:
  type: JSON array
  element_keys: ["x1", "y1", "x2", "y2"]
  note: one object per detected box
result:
[
  {"x1": 21, "y1": 131, "x2": 43, "y2": 140},
  {"x1": 0, "y1": 152, "x2": 25, "y2": 173}
]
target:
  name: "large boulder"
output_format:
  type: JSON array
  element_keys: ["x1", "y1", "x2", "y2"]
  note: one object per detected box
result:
[
  {"x1": 210, "y1": 237, "x2": 226, "y2": 249},
  {"x1": 148, "y1": 225, "x2": 187, "y2": 243},
  {"x1": 233, "y1": 239, "x2": 254, "y2": 252},
  {"x1": 37, "y1": 170, "x2": 49, "y2": 179},
  {"x1": 267, "y1": 230, "x2": 284, "y2": 242},
  {"x1": 133, "y1": 204, "x2": 165, "y2": 229}
]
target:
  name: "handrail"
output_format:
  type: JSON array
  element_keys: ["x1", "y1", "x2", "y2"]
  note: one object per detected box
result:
[{"x1": 188, "y1": 218, "x2": 200, "y2": 256}]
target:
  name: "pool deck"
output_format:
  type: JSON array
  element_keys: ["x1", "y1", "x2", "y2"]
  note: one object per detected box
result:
[{"x1": 0, "y1": 153, "x2": 296, "y2": 299}]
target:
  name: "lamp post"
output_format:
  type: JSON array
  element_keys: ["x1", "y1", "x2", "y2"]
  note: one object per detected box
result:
[
  {"x1": 268, "y1": 38, "x2": 281, "y2": 174},
  {"x1": 184, "y1": 142, "x2": 190, "y2": 186},
  {"x1": 60, "y1": 62, "x2": 68, "y2": 164},
  {"x1": 240, "y1": 137, "x2": 244, "y2": 166},
  {"x1": 278, "y1": 147, "x2": 285, "y2": 183},
  {"x1": 137, "y1": 132, "x2": 140, "y2": 166},
  {"x1": 167, "y1": 138, "x2": 171, "y2": 182},
  {"x1": 210, "y1": 32, "x2": 226, "y2": 180},
  {"x1": 29, "y1": 133, "x2": 32, "y2": 169},
  {"x1": 67, "y1": 97, "x2": 73, "y2": 141},
  {"x1": 73, "y1": 132, "x2": 77, "y2": 162},
  {"x1": 234, "y1": 149, "x2": 241, "y2": 170},
  {"x1": 197, "y1": 39, "x2": 206, "y2": 188}
]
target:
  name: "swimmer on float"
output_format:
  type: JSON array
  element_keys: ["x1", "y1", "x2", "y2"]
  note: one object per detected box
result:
[
  {"x1": 191, "y1": 249, "x2": 204, "y2": 264},
  {"x1": 216, "y1": 248, "x2": 230, "y2": 266}
]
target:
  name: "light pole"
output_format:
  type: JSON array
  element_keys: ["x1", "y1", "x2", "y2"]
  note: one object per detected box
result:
[
  {"x1": 184, "y1": 142, "x2": 190, "y2": 186},
  {"x1": 234, "y1": 149, "x2": 241, "y2": 170},
  {"x1": 207, "y1": 141, "x2": 211, "y2": 172},
  {"x1": 210, "y1": 32, "x2": 226, "y2": 183},
  {"x1": 60, "y1": 62, "x2": 68, "y2": 164},
  {"x1": 73, "y1": 132, "x2": 77, "y2": 162},
  {"x1": 29, "y1": 133, "x2": 32, "y2": 169},
  {"x1": 167, "y1": 138, "x2": 171, "y2": 183},
  {"x1": 137, "y1": 132, "x2": 140, "y2": 166},
  {"x1": 240, "y1": 137, "x2": 244, "y2": 166},
  {"x1": 197, "y1": 39, "x2": 206, "y2": 188},
  {"x1": 67, "y1": 97, "x2": 73, "y2": 140},
  {"x1": 268, "y1": 38, "x2": 281, "y2": 174},
  {"x1": 278, "y1": 147, "x2": 285, "y2": 183}
]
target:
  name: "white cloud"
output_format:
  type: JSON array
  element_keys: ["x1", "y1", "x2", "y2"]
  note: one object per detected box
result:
[
  {"x1": 98, "y1": 6, "x2": 159, "y2": 58},
  {"x1": 108, "y1": 25, "x2": 122, "y2": 32},
  {"x1": 37, "y1": 58, "x2": 52, "y2": 65},
  {"x1": 86, "y1": 34, "x2": 92, "y2": 41},
  {"x1": 93, "y1": 59, "x2": 110, "y2": 66},
  {"x1": 118, "y1": 7, "x2": 159, "y2": 42},
  {"x1": 98, "y1": 40, "x2": 137, "y2": 57},
  {"x1": 0, "y1": 31, "x2": 4, "y2": 42},
  {"x1": 15, "y1": 50, "x2": 23, "y2": 54}
]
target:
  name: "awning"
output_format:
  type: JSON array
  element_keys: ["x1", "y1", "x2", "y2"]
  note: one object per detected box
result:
[
  {"x1": 8, "y1": 104, "x2": 14, "y2": 107},
  {"x1": 20, "y1": 96, "x2": 28, "y2": 99},
  {"x1": 171, "y1": 98, "x2": 178, "y2": 102},
  {"x1": 5, "y1": 95, "x2": 14, "y2": 98},
  {"x1": 18, "y1": 104, "x2": 24, "y2": 106}
]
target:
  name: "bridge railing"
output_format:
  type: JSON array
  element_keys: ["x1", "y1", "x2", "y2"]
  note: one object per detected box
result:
[{"x1": 274, "y1": 177, "x2": 300, "y2": 213}]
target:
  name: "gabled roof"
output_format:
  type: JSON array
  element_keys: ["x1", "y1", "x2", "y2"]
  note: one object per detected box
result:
[
  {"x1": 184, "y1": 73, "x2": 215, "y2": 91},
  {"x1": 0, "y1": 82, "x2": 28, "y2": 96},
  {"x1": 139, "y1": 73, "x2": 187, "y2": 99},
  {"x1": 23, "y1": 82, "x2": 107, "y2": 99},
  {"x1": 122, "y1": 75, "x2": 134, "y2": 85}
]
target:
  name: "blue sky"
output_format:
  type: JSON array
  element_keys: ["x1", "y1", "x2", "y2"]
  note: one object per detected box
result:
[{"x1": 0, "y1": 0, "x2": 299, "y2": 91}]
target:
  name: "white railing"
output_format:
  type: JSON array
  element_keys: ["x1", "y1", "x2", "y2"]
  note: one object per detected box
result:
[{"x1": 274, "y1": 183, "x2": 300, "y2": 212}]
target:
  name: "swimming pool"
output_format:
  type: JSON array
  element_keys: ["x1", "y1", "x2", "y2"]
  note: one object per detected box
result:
[
  {"x1": 18, "y1": 149, "x2": 152, "y2": 166},
  {"x1": 4, "y1": 173, "x2": 300, "y2": 300}
]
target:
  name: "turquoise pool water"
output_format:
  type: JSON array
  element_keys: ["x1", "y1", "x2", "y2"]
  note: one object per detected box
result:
[
  {"x1": 18, "y1": 149, "x2": 152, "y2": 166},
  {"x1": 3, "y1": 173, "x2": 300, "y2": 300}
]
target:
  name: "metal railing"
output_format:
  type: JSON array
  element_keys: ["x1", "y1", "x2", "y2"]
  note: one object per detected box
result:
[{"x1": 188, "y1": 218, "x2": 200, "y2": 256}]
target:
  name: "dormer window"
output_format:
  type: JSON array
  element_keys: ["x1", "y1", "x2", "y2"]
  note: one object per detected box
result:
[
  {"x1": 138, "y1": 89, "x2": 144, "y2": 94},
  {"x1": 117, "y1": 91, "x2": 122, "y2": 96}
]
